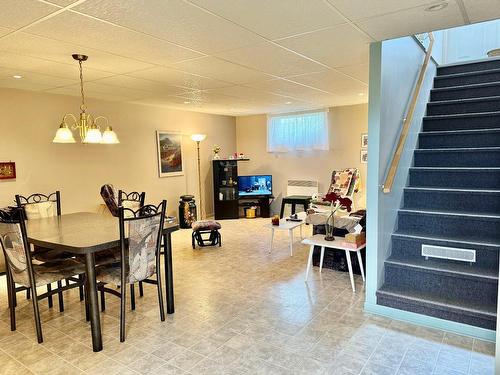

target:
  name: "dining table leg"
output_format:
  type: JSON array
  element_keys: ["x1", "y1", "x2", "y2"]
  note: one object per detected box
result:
[
  {"x1": 84, "y1": 253, "x2": 103, "y2": 352},
  {"x1": 163, "y1": 232, "x2": 175, "y2": 314}
]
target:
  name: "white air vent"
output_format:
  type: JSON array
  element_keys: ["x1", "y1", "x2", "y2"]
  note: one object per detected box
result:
[
  {"x1": 287, "y1": 180, "x2": 318, "y2": 197},
  {"x1": 422, "y1": 244, "x2": 476, "y2": 263}
]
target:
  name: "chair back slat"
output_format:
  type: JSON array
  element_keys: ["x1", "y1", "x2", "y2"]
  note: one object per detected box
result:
[{"x1": 15, "y1": 191, "x2": 61, "y2": 220}]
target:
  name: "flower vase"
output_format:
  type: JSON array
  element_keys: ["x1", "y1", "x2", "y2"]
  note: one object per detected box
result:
[{"x1": 324, "y1": 211, "x2": 335, "y2": 241}]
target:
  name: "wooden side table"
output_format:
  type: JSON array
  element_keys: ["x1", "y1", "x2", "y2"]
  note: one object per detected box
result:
[
  {"x1": 302, "y1": 234, "x2": 366, "y2": 292},
  {"x1": 280, "y1": 195, "x2": 312, "y2": 218}
]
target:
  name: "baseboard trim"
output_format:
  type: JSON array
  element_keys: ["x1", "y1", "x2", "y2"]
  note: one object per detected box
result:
[{"x1": 364, "y1": 301, "x2": 495, "y2": 342}]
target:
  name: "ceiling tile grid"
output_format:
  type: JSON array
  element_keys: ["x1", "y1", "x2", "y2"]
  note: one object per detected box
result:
[{"x1": 0, "y1": 0, "x2": 497, "y2": 116}]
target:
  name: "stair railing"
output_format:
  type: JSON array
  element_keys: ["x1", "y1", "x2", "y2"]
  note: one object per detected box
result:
[{"x1": 382, "y1": 32, "x2": 435, "y2": 194}]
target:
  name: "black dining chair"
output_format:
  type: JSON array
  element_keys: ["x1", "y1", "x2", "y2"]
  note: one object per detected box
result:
[
  {"x1": 15, "y1": 191, "x2": 84, "y2": 308},
  {"x1": 0, "y1": 210, "x2": 86, "y2": 343},
  {"x1": 96, "y1": 201, "x2": 166, "y2": 342}
]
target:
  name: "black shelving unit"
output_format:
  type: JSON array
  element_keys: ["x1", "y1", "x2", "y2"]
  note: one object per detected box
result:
[{"x1": 213, "y1": 159, "x2": 249, "y2": 220}]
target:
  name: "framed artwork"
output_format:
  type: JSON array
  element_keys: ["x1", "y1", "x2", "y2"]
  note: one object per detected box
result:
[
  {"x1": 361, "y1": 133, "x2": 368, "y2": 148},
  {"x1": 156, "y1": 131, "x2": 184, "y2": 177},
  {"x1": 360, "y1": 149, "x2": 368, "y2": 164},
  {"x1": 0, "y1": 162, "x2": 16, "y2": 180}
]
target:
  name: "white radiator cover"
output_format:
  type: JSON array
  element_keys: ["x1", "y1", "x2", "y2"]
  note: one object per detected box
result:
[
  {"x1": 422, "y1": 244, "x2": 476, "y2": 263},
  {"x1": 286, "y1": 180, "x2": 319, "y2": 197}
]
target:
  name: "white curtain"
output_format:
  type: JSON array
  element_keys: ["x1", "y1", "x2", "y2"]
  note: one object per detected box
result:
[{"x1": 267, "y1": 110, "x2": 329, "y2": 152}]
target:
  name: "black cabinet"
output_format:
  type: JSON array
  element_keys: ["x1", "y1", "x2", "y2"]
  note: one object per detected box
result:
[{"x1": 213, "y1": 160, "x2": 240, "y2": 219}]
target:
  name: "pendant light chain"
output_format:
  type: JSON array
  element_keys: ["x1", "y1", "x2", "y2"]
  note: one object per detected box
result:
[{"x1": 79, "y1": 60, "x2": 86, "y2": 113}]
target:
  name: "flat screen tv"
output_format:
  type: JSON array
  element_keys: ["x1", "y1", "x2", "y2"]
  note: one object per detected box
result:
[{"x1": 238, "y1": 175, "x2": 272, "y2": 197}]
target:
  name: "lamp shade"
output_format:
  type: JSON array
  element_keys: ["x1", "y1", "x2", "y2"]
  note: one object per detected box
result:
[
  {"x1": 191, "y1": 134, "x2": 206, "y2": 142},
  {"x1": 101, "y1": 126, "x2": 120, "y2": 144},
  {"x1": 53, "y1": 124, "x2": 76, "y2": 143},
  {"x1": 83, "y1": 126, "x2": 102, "y2": 144}
]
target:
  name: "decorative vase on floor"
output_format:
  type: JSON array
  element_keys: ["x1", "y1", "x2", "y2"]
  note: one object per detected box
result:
[{"x1": 325, "y1": 211, "x2": 335, "y2": 241}]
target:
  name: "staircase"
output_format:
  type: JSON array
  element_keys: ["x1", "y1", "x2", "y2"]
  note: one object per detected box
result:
[{"x1": 376, "y1": 57, "x2": 500, "y2": 330}]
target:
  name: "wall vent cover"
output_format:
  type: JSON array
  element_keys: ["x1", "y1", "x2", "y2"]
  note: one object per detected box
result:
[{"x1": 422, "y1": 244, "x2": 476, "y2": 262}]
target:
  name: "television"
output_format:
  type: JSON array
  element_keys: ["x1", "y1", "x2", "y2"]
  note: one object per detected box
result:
[{"x1": 238, "y1": 175, "x2": 272, "y2": 197}]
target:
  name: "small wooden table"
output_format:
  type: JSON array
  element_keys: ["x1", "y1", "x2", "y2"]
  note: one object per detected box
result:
[
  {"x1": 302, "y1": 234, "x2": 365, "y2": 292},
  {"x1": 265, "y1": 213, "x2": 306, "y2": 256},
  {"x1": 25, "y1": 212, "x2": 179, "y2": 352}
]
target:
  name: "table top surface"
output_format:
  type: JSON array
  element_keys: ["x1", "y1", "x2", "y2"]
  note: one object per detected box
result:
[
  {"x1": 265, "y1": 219, "x2": 305, "y2": 230},
  {"x1": 26, "y1": 212, "x2": 179, "y2": 254},
  {"x1": 282, "y1": 195, "x2": 312, "y2": 201},
  {"x1": 302, "y1": 234, "x2": 366, "y2": 251}
]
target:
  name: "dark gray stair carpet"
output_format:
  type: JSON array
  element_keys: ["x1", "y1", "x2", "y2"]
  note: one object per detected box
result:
[{"x1": 377, "y1": 57, "x2": 500, "y2": 329}]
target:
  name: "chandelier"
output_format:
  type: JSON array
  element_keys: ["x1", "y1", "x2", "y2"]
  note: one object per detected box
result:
[{"x1": 53, "y1": 54, "x2": 119, "y2": 144}]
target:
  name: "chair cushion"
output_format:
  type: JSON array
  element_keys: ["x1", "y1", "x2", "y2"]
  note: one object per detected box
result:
[
  {"x1": 14, "y1": 259, "x2": 86, "y2": 288},
  {"x1": 24, "y1": 201, "x2": 57, "y2": 220},
  {"x1": 93, "y1": 247, "x2": 121, "y2": 266},
  {"x1": 192, "y1": 220, "x2": 222, "y2": 231},
  {"x1": 32, "y1": 246, "x2": 74, "y2": 263}
]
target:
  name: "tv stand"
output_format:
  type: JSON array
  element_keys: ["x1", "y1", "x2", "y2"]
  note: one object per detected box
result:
[{"x1": 238, "y1": 195, "x2": 273, "y2": 218}]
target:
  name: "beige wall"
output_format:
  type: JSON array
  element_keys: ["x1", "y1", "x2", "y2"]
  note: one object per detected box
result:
[
  {"x1": 0, "y1": 88, "x2": 236, "y2": 217},
  {"x1": 236, "y1": 104, "x2": 368, "y2": 214}
]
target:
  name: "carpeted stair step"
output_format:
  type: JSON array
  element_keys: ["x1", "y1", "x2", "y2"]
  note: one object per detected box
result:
[
  {"x1": 437, "y1": 57, "x2": 500, "y2": 75},
  {"x1": 397, "y1": 210, "x2": 500, "y2": 243},
  {"x1": 376, "y1": 285, "x2": 496, "y2": 329},
  {"x1": 409, "y1": 167, "x2": 500, "y2": 189},
  {"x1": 427, "y1": 96, "x2": 500, "y2": 116},
  {"x1": 431, "y1": 82, "x2": 500, "y2": 101},
  {"x1": 384, "y1": 258, "x2": 497, "y2": 308},
  {"x1": 422, "y1": 112, "x2": 500, "y2": 132},
  {"x1": 434, "y1": 68, "x2": 500, "y2": 88},
  {"x1": 391, "y1": 233, "x2": 500, "y2": 269},
  {"x1": 403, "y1": 187, "x2": 500, "y2": 215},
  {"x1": 413, "y1": 147, "x2": 500, "y2": 167},
  {"x1": 419, "y1": 129, "x2": 500, "y2": 149}
]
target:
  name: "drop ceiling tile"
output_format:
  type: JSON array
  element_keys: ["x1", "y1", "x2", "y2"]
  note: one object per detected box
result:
[
  {"x1": 172, "y1": 56, "x2": 273, "y2": 85},
  {"x1": 215, "y1": 42, "x2": 326, "y2": 77},
  {"x1": 245, "y1": 78, "x2": 328, "y2": 102},
  {"x1": 94, "y1": 75, "x2": 188, "y2": 96},
  {"x1": 73, "y1": 0, "x2": 264, "y2": 54},
  {"x1": 128, "y1": 66, "x2": 231, "y2": 90},
  {"x1": 204, "y1": 85, "x2": 292, "y2": 105},
  {"x1": 277, "y1": 24, "x2": 371, "y2": 68},
  {"x1": 0, "y1": 66, "x2": 76, "y2": 87},
  {"x1": 0, "y1": 78, "x2": 52, "y2": 91},
  {"x1": 0, "y1": 26, "x2": 14, "y2": 37},
  {"x1": 289, "y1": 70, "x2": 368, "y2": 96},
  {"x1": 42, "y1": 0, "x2": 80, "y2": 5},
  {"x1": 462, "y1": 0, "x2": 500, "y2": 23},
  {"x1": 25, "y1": 11, "x2": 203, "y2": 65},
  {"x1": 187, "y1": 0, "x2": 345, "y2": 39},
  {"x1": 0, "y1": 0, "x2": 59, "y2": 29},
  {"x1": 325, "y1": 0, "x2": 434, "y2": 21},
  {"x1": 355, "y1": 1, "x2": 465, "y2": 41},
  {"x1": 336, "y1": 63, "x2": 369, "y2": 84},
  {"x1": 0, "y1": 51, "x2": 112, "y2": 81},
  {"x1": 46, "y1": 81, "x2": 151, "y2": 101},
  {"x1": 0, "y1": 32, "x2": 154, "y2": 74}
]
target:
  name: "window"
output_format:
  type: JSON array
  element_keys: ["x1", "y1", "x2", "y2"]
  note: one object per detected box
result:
[{"x1": 267, "y1": 110, "x2": 329, "y2": 152}]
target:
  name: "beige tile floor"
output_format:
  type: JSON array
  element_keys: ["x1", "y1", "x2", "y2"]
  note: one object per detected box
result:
[{"x1": 0, "y1": 218, "x2": 495, "y2": 375}]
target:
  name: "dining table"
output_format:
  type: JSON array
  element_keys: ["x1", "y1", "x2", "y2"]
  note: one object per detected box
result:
[{"x1": 25, "y1": 212, "x2": 179, "y2": 352}]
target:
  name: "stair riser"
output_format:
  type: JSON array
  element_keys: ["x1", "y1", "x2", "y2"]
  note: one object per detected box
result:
[
  {"x1": 423, "y1": 114, "x2": 500, "y2": 131},
  {"x1": 434, "y1": 71, "x2": 500, "y2": 88},
  {"x1": 377, "y1": 293, "x2": 496, "y2": 330},
  {"x1": 419, "y1": 131, "x2": 500, "y2": 148},
  {"x1": 431, "y1": 84, "x2": 500, "y2": 101},
  {"x1": 403, "y1": 189, "x2": 500, "y2": 215},
  {"x1": 409, "y1": 169, "x2": 500, "y2": 189},
  {"x1": 391, "y1": 236, "x2": 499, "y2": 268},
  {"x1": 438, "y1": 60, "x2": 500, "y2": 75},
  {"x1": 414, "y1": 150, "x2": 500, "y2": 167},
  {"x1": 427, "y1": 98, "x2": 500, "y2": 116},
  {"x1": 384, "y1": 265, "x2": 497, "y2": 306},
  {"x1": 398, "y1": 212, "x2": 500, "y2": 242}
]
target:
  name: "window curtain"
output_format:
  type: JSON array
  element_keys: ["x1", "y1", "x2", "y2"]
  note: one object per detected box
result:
[{"x1": 267, "y1": 110, "x2": 329, "y2": 152}]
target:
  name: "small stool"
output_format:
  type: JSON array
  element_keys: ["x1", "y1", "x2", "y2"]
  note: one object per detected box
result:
[
  {"x1": 192, "y1": 220, "x2": 222, "y2": 249},
  {"x1": 280, "y1": 195, "x2": 311, "y2": 218}
]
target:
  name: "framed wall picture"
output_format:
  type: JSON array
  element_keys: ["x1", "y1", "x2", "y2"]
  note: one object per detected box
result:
[
  {"x1": 360, "y1": 149, "x2": 368, "y2": 164},
  {"x1": 156, "y1": 131, "x2": 184, "y2": 177},
  {"x1": 0, "y1": 161, "x2": 16, "y2": 180},
  {"x1": 361, "y1": 133, "x2": 368, "y2": 148}
]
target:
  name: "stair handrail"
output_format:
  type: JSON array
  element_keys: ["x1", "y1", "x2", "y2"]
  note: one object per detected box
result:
[{"x1": 382, "y1": 32, "x2": 435, "y2": 194}]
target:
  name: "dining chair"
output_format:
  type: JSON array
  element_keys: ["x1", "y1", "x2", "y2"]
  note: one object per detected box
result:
[
  {"x1": 0, "y1": 211, "x2": 86, "y2": 343},
  {"x1": 15, "y1": 191, "x2": 84, "y2": 307},
  {"x1": 96, "y1": 201, "x2": 166, "y2": 342}
]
